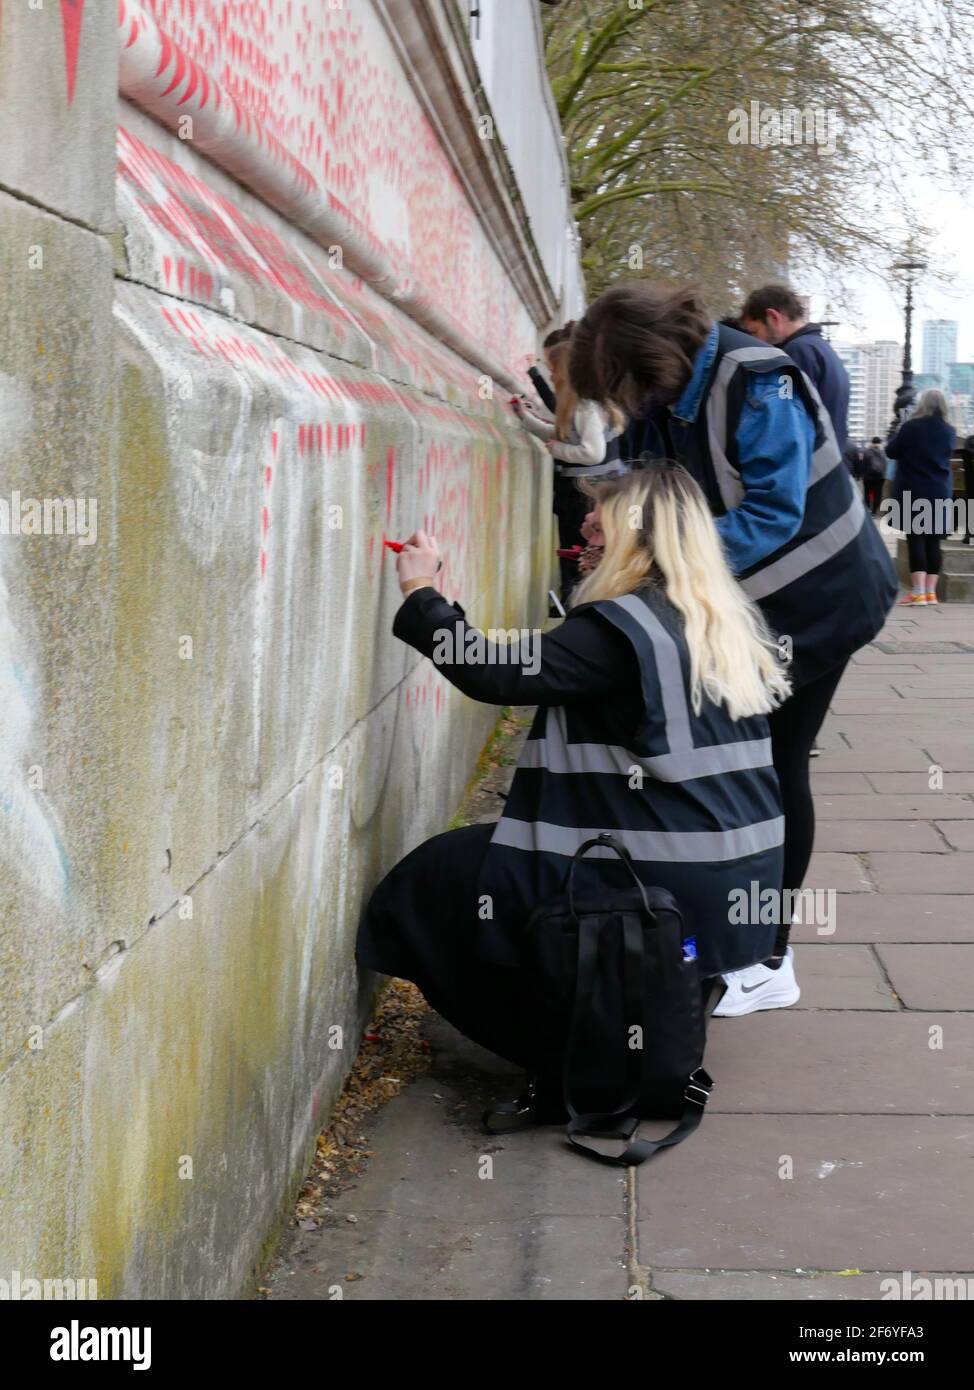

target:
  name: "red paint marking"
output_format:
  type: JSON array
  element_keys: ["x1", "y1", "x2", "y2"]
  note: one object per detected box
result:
[
  {"x1": 385, "y1": 446, "x2": 395, "y2": 522},
  {"x1": 59, "y1": 0, "x2": 85, "y2": 107}
]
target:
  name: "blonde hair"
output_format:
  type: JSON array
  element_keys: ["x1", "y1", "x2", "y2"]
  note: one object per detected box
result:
[
  {"x1": 548, "y1": 340, "x2": 625, "y2": 442},
  {"x1": 571, "y1": 465, "x2": 791, "y2": 720}
]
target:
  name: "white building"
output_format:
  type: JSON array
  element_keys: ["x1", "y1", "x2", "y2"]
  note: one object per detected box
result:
[
  {"x1": 833, "y1": 342, "x2": 866, "y2": 440},
  {"x1": 861, "y1": 340, "x2": 902, "y2": 438}
]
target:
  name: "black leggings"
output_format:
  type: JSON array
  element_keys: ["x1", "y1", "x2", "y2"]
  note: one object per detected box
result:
[
  {"x1": 906, "y1": 533, "x2": 943, "y2": 575},
  {"x1": 767, "y1": 659, "x2": 848, "y2": 955},
  {"x1": 552, "y1": 476, "x2": 589, "y2": 599}
]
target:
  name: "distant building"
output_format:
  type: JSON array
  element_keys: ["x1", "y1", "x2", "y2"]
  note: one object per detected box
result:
[
  {"x1": 861, "y1": 340, "x2": 901, "y2": 438},
  {"x1": 833, "y1": 342, "x2": 866, "y2": 440},
  {"x1": 948, "y1": 362, "x2": 974, "y2": 396},
  {"x1": 947, "y1": 392, "x2": 974, "y2": 433},
  {"x1": 922, "y1": 319, "x2": 959, "y2": 386}
]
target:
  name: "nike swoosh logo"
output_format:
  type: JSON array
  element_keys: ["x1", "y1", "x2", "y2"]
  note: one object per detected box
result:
[{"x1": 741, "y1": 979, "x2": 772, "y2": 993}]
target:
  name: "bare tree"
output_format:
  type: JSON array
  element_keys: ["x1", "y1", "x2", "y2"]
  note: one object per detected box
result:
[{"x1": 543, "y1": 0, "x2": 974, "y2": 308}]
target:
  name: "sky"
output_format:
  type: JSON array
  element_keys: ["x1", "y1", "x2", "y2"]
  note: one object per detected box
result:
[{"x1": 805, "y1": 188, "x2": 974, "y2": 361}]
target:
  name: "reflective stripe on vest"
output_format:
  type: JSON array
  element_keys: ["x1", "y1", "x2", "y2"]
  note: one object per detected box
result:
[
  {"x1": 489, "y1": 591, "x2": 783, "y2": 864},
  {"x1": 490, "y1": 815, "x2": 785, "y2": 864},
  {"x1": 704, "y1": 346, "x2": 845, "y2": 512},
  {"x1": 554, "y1": 408, "x2": 627, "y2": 478},
  {"x1": 519, "y1": 705, "x2": 773, "y2": 783}
]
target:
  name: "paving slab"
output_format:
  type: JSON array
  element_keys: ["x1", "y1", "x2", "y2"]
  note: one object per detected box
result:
[
  {"x1": 804, "y1": 852, "x2": 873, "y2": 892},
  {"x1": 809, "y1": 772, "x2": 875, "y2": 794},
  {"x1": 935, "y1": 821, "x2": 974, "y2": 850},
  {"x1": 808, "y1": 749, "x2": 935, "y2": 773},
  {"x1": 812, "y1": 820, "x2": 946, "y2": 853},
  {"x1": 868, "y1": 773, "x2": 974, "y2": 794},
  {"x1": 790, "y1": 945, "x2": 897, "y2": 1009},
  {"x1": 817, "y1": 795, "x2": 974, "y2": 821},
  {"x1": 867, "y1": 851, "x2": 974, "y2": 893},
  {"x1": 265, "y1": 1017, "x2": 629, "y2": 1301},
  {"x1": 705, "y1": 1012, "x2": 974, "y2": 1113},
  {"x1": 649, "y1": 1270, "x2": 974, "y2": 1300},
  {"x1": 635, "y1": 1115, "x2": 974, "y2": 1272},
  {"x1": 790, "y1": 895, "x2": 974, "y2": 944},
  {"x1": 875, "y1": 945, "x2": 974, "y2": 1011}
]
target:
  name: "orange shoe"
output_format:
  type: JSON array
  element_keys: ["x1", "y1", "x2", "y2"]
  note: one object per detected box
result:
[
  {"x1": 898, "y1": 593, "x2": 926, "y2": 606},
  {"x1": 925, "y1": 593, "x2": 939, "y2": 605}
]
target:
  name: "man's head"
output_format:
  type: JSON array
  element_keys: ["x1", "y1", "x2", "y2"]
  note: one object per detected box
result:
[
  {"x1": 871, "y1": 436, "x2": 882, "y2": 446},
  {"x1": 740, "y1": 285, "x2": 807, "y2": 344},
  {"x1": 569, "y1": 281, "x2": 711, "y2": 412}
]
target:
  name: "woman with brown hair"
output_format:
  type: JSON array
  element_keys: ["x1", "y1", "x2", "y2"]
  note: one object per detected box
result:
[
  {"x1": 567, "y1": 281, "x2": 898, "y2": 1015},
  {"x1": 513, "y1": 339, "x2": 626, "y2": 598}
]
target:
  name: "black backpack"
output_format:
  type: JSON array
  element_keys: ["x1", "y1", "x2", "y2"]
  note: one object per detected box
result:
[
  {"x1": 863, "y1": 446, "x2": 886, "y2": 479},
  {"x1": 484, "y1": 834, "x2": 713, "y2": 1165}
]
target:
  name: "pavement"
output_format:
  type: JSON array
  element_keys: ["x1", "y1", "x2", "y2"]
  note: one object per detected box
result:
[{"x1": 266, "y1": 598, "x2": 974, "y2": 1302}]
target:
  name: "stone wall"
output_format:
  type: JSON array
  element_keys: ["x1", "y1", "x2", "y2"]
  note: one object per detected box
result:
[{"x1": 0, "y1": 0, "x2": 569, "y2": 1298}]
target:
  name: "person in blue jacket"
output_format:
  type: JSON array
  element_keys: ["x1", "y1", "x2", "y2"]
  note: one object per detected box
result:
[
  {"x1": 885, "y1": 389, "x2": 957, "y2": 605},
  {"x1": 569, "y1": 280, "x2": 897, "y2": 1017},
  {"x1": 740, "y1": 284, "x2": 851, "y2": 452}
]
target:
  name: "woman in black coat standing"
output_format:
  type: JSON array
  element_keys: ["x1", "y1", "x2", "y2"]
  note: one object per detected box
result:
[{"x1": 885, "y1": 389, "x2": 957, "y2": 605}]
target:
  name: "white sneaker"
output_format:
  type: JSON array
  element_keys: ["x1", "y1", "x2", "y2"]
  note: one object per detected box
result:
[{"x1": 711, "y1": 946, "x2": 800, "y2": 1017}]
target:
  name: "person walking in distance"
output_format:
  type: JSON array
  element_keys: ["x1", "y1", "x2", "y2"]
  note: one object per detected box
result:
[
  {"x1": 861, "y1": 437, "x2": 888, "y2": 515},
  {"x1": 568, "y1": 281, "x2": 898, "y2": 1015}
]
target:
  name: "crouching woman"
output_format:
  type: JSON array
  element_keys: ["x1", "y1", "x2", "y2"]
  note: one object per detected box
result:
[{"x1": 357, "y1": 465, "x2": 790, "y2": 1065}]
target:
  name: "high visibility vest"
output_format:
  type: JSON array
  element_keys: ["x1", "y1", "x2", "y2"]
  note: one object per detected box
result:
[
  {"x1": 477, "y1": 587, "x2": 784, "y2": 976},
  {"x1": 667, "y1": 324, "x2": 898, "y2": 687},
  {"x1": 553, "y1": 404, "x2": 627, "y2": 479}
]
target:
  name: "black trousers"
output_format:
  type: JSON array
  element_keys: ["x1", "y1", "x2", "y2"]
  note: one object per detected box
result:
[
  {"x1": 767, "y1": 659, "x2": 848, "y2": 956},
  {"x1": 864, "y1": 477, "x2": 884, "y2": 514},
  {"x1": 906, "y1": 533, "x2": 943, "y2": 575},
  {"x1": 357, "y1": 823, "x2": 530, "y2": 1065},
  {"x1": 553, "y1": 475, "x2": 589, "y2": 599}
]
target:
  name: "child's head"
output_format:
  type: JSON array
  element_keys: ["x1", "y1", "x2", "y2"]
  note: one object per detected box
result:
[{"x1": 572, "y1": 464, "x2": 790, "y2": 719}]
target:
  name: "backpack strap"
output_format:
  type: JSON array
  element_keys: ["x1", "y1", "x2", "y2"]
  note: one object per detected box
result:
[
  {"x1": 566, "y1": 1068, "x2": 713, "y2": 1166},
  {"x1": 562, "y1": 913, "x2": 645, "y2": 1128}
]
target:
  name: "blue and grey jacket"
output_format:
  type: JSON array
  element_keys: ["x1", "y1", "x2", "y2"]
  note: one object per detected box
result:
[{"x1": 655, "y1": 323, "x2": 897, "y2": 687}]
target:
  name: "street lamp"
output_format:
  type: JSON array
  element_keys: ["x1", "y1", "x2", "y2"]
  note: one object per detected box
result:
[{"x1": 890, "y1": 257, "x2": 926, "y2": 432}]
